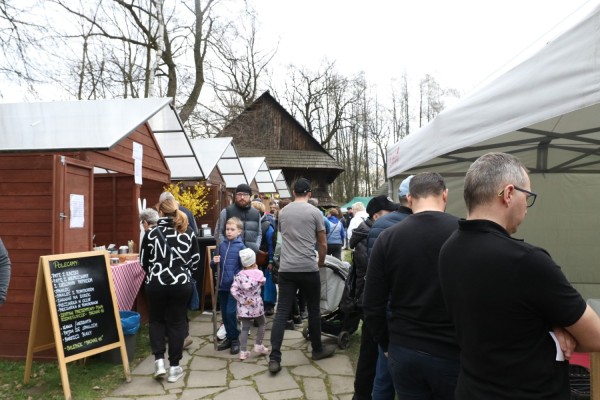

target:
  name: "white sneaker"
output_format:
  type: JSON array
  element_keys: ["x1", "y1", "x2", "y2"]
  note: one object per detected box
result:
[
  {"x1": 167, "y1": 365, "x2": 184, "y2": 383},
  {"x1": 216, "y1": 324, "x2": 226, "y2": 340},
  {"x1": 253, "y1": 344, "x2": 269, "y2": 355},
  {"x1": 153, "y1": 359, "x2": 166, "y2": 379}
]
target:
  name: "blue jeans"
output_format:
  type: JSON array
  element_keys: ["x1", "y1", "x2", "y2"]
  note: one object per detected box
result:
[
  {"x1": 373, "y1": 346, "x2": 396, "y2": 400},
  {"x1": 218, "y1": 291, "x2": 239, "y2": 341},
  {"x1": 270, "y1": 271, "x2": 322, "y2": 363},
  {"x1": 387, "y1": 343, "x2": 459, "y2": 400}
]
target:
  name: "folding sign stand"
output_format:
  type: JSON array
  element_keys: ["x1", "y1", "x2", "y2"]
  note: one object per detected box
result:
[{"x1": 24, "y1": 251, "x2": 131, "y2": 400}]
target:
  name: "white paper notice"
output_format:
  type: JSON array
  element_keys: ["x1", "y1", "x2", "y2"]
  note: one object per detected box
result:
[
  {"x1": 133, "y1": 142, "x2": 143, "y2": 185},
  {"x1": 134, "y1": 158, "x2": 142, "y2": 185},
  {"x1": 70, "y1": 194, "x2": 85, "y2": 228},
  {"x1": 132, "y1": 142, "x2": 143, "y2": 160}
]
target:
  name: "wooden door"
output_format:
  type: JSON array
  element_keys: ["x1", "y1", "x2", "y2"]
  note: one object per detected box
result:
[{"x1": 53, "y1": 155, "x2": 94, "y2": 254}]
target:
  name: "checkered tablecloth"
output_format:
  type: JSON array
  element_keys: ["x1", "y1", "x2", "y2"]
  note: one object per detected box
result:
[{"x1": 111, "y1": 260, "x2": 145, "y2": 310}]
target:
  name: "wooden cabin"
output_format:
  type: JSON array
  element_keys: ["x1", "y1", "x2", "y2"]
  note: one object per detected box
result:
[
  {"x1": 0, "y1": 98, "x2": 188, "y2": 359},
  {"x1": 217, "y1": 91, "x2": 344, "y2": 207}
]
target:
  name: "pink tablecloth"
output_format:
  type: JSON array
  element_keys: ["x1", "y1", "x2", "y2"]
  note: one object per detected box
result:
[{"x1": 111, "y1": 260, "x2": 145, "y2": 311}]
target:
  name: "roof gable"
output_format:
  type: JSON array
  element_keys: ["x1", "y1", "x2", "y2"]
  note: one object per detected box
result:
[{"x1": 0, "y1": 98, "x2": 172, "y2": 152}]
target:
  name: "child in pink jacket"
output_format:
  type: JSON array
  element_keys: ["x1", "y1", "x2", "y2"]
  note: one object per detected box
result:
[{"x1": 230, "y1": 248, "x2": 269, "y2": 360}]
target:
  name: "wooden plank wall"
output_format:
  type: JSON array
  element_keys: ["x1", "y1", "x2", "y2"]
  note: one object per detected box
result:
[
  {"x1": 0, "y1": 154, "x2": 54, "y2": 359},
  {"x1": 85, "y1": 124, "x2": 170, "y2": 182},
  {"x1": 93, "y1": 175, "x2": 139, "y2": 250},
  {"x1": 220, "y1": 97, "x2": 322, "y2": 153}
]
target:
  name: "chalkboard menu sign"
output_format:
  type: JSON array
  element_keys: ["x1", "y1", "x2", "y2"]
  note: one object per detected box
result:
[
  {"x1": 49, "y1": 254, "x2": 119, "y2": 357},
  {"x1": 25, "y1": 251, "x2": 130, "y2": 400}
]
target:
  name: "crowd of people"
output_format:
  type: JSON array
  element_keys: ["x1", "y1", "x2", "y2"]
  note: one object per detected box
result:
[{"x1": 134, "y1": 151, "x2": 600, "y2": 399}]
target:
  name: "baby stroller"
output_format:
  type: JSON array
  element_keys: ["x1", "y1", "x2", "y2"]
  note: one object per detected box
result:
[{"x1": 302, "y1": 255, "x2": 362, "y2": 349}]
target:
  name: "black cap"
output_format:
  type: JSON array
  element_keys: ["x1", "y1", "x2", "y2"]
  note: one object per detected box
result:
[
  {"x1": 235, "y1": 183, "x2": 252, "y2": 195},
  {"x1": 366, "y1": 195, "x2": 398, "y2": 218},
  {"x1": 293, "y1": 178, "x2": 312, "y2": 194}
]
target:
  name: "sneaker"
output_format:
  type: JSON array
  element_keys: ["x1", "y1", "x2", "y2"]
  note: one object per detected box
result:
[
  {"x1": 183, "y1": 335, "x2": 193, "y2": 349},
  {"x1": 230, "y1": 340, "x2": 240, "y2": 355},
  {"x1": 216, "y1": 323, "x2": 227, "y2": 340},
  {"x1": 268, "y1": 360, "x2": 281, "y2": 374},
  {"x1": 239, "y1": 350, "x2": 251, "y2": 360},
  {"x1": 293, "y1": 315, "x2": 303, "y2": 326},
  {"x1": 300, "y1": 310, "x2": 308, "y2": 320},
  {"x1": 153, "y1": 359, "x2": 166, "y2": 379},
  {"x1": 312, "y1": 344, "x2": 336, "y2": 360},
  {"x1": 265, "y1": 308, "x2": 274, "y2": 316},
  {"x1": 167, "y1": 365, "x2": 184, "y2": 383},
  {"x1": 253, "y1": 344, "x2": 269, "y2": 355},
  {"x1": 217, "y1": 338, "x2": 231, "y2": 351},
  {"x1": 285, "y1": 320, "x2": 295, "y2": 330}
]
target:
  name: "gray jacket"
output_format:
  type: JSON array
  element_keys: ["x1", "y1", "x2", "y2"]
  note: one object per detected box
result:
[{"x1": 216, "y1": 204, "x2": 261, "y2": 253}]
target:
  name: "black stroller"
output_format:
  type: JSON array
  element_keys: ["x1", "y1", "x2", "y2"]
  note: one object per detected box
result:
[{"x1": 302, "y1": 255, "x2": 361, "y2": 349}]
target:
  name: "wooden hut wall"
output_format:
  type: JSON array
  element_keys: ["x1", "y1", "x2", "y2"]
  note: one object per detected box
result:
[
  {"x1": 221, "y1": 97, "x2": 323, "y2": 152},
  {"x1": 85, "y1": 123, "x2": 170, "y2": 183},
  {"x1": 93, "y1": 175, "x2": 139, "y2": 250},
  {"x1": 139, "y1": 180, "x2": 167, "y2": 212},
  {"x1": 0, "y1": 154, "x2": 55, "y2": 359}
]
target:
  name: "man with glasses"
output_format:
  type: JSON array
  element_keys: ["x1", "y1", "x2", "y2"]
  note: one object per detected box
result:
[
  {"x1": 439, "y1": 152, "x2": 600, "y2": 399},
  {"x1": 216, "y1": 183, "x2": 261, "y2": 254}
]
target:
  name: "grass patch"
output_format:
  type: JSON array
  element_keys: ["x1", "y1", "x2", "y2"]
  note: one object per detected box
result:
[{"x1": 0, "y1": 324, "x2": 151, "y2": 400}]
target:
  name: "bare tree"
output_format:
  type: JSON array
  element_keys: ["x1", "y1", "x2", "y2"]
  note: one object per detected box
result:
[
  {"x1": 0, "y1": 0, "x2": 47, "y2": 97},
  {"x1": 194, "y1": 7, "x2": 277, "y2": 136}
]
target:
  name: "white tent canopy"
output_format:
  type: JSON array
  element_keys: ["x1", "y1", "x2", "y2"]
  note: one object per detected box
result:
[
  {"x1": 149, "y1": 104, "x2": 204, "y2": 180},
  {"x1": 388, "y1": 4, "x2": 600, "y2": 178},
  {"x1": 386, "y1": 5, "x2": 600, "y2": 299},
  {"x1": 216, "y1": 141, "x2": 248, "y2": 189},
  {"x1": 270, "y1": 169, "x2": 291, "y2": 198},
  {"x1": 239, "y1": 157, "x2": 277, "y2": 194},
  {"x1": 189, "y1": 137, "x2": 232, "y2": 180}
]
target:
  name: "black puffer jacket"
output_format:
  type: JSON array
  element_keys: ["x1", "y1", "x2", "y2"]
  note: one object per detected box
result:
[{"x1": 349, "y1": 218, "x2": 373, "y2": 306}]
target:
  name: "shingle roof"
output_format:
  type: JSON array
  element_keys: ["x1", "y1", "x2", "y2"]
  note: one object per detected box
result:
[{"x1": 236, "y1": 148, "x2": 343, "y2": 171}]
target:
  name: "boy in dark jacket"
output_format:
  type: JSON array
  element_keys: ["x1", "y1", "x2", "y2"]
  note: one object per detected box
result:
[{"x1": 212, "y1": 217, "x2": 246, "y2": 354}]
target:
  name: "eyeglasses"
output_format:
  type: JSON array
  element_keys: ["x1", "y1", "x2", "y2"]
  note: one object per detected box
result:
[
  {"x1": 236, "y1": 192, "x2": 250, "y2": 198},
  {"x1": 498, "y1": 185, "x2": 537, "y2": 208}
]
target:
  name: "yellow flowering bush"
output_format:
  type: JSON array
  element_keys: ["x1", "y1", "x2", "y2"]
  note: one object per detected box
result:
[{"x1": 164, "y1": 182, "x2": 211, "y2": 217}]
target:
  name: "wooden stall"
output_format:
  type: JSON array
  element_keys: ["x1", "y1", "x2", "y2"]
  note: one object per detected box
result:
[{"x1": 0, "y1": 98, "x2": 176, "y2": 359}]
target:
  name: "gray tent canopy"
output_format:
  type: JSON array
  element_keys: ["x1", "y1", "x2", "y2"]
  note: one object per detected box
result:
[{"x1": 386, "y1": 5, "x2": 600, "y2": 299}]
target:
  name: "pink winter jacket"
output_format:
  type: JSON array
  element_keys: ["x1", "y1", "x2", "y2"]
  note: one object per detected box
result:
[{"x1": 230, "y1": 269, "x2": 266, "y2": 318}]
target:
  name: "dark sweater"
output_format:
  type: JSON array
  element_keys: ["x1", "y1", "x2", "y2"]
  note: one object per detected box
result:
[
  {"x1": 363, "y1": 211, "x2": 459, "y2": 359},
  {"x1": 366, "y1": 206, "x2": 412, "y2": 258}
]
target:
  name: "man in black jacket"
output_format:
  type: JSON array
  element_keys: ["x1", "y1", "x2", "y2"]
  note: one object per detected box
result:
[
  {"x1": 363, "y1": 172, "x2": 460, "y2": 399},
  {"x1": 352, "y1": 195, "x2": 398, "y2": 400}
]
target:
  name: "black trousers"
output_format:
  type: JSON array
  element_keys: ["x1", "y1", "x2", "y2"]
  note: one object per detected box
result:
[
  {"x1": 146, "y1": 283, "x2": 192, "y2": 366},
  {"x1": 327, "y1": 243, "x2": 343, "y2": 260},
  {"x1": 270, "y1": 271, "x2": 322, "y2": 363},
  {"x1": 353, "y1": 317, "x2": 379, "y2": 400}
]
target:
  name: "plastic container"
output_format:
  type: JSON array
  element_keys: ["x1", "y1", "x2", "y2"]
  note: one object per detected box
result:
[
  {"x1": 120, "y1": 310, "x2": 141, "y2": 335},
  {"x1": 99, "y1": 311, "x2": 140, "y2": 364},
  {"x1": 99, "y1": 334, "x2": 136, "y2": 364}
]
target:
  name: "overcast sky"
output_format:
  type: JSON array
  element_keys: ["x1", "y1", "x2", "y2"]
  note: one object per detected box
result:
[{"x1": 252, "y1": 0, "x2": 598, "y2": 97}]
